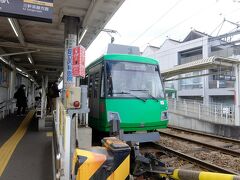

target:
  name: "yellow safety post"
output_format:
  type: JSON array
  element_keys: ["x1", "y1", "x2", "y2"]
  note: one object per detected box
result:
[{"x1": 168, "y1": 169, "x2": 240, "y2": 180}]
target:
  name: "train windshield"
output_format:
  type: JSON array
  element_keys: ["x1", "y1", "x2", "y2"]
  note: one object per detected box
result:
[{"x1": 106, "y1": 61, "x2": 164, "y2": 99}]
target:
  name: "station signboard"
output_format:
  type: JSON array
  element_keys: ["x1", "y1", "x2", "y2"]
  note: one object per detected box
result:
[
  {"x1": 72, "y1": 46, "x2": 86, "y2": 78},
  {"x1": 0, "y1": 0, "x2": 53, "y2": 22}
]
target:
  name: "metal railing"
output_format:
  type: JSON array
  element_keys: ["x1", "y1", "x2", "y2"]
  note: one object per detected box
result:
[
  {"x1": 53, "y1": 99, "x2": 71, "y2": 180},
  {"x1": 168, "y1": 99, "x2": 235, "y2": 125},
  {"x1": 0, "y1": 99, "x2": 16, "y2": 119}
]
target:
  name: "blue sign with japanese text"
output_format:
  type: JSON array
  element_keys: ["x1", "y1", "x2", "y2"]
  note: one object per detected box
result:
[
  {"x1": 0, "y1": 0, "x2": 53, "y2": 22},
  {"x1": 67, "y1": 48, "x2": 73, "y2": 82}
]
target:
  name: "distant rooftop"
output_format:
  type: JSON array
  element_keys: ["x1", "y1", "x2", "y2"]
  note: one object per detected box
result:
[
  {"x1": 167, "y1": 38, "x2": 181, "y2": 43},
  {"x1": 183, "y1": 29, "x2": 211, "y2": 42},
  {"x1": 148, "y1": 45, "x2": 160, "y2": 49}
]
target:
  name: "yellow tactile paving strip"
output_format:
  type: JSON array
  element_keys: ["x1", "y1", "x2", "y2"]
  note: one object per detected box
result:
[{"x1": 0, "y1": 110, "x2": 35, "y2": 176}]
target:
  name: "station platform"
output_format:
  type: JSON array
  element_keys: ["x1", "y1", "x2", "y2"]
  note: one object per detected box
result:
[{"x1": 0, "y1": 111, "x2": 53, "y2": 180}]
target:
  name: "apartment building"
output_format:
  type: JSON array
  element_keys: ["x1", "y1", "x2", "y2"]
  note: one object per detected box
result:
[{"x1": 142, "y1": 30, "x2": 240, "y2": 105}]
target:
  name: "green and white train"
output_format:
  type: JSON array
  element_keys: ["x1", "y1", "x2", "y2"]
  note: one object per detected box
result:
[{"x1": 85, "y1": 54, "x2": 168, "y2": 132}]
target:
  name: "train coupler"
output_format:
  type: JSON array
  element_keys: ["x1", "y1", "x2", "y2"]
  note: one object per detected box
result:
[{"x1": 132, "y1": 149, "x2": 172, "y2": 177}]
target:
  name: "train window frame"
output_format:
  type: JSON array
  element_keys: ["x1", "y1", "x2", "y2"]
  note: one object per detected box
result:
[
  {"x1": 93, "y1": 72, "x2": 100, "y2": 99},
  {"x1": 100, "y1": 64, "x2": 105, "y2": 98},
  {"x1": 104, "y1": 60, "x2": 165, "y2": 99},
  {"x1": 87, "y1": 61, "x2": 104, "y2": 99},
  {"x1": 88, "y1": 74, "x2": 94, "y2": 98}
]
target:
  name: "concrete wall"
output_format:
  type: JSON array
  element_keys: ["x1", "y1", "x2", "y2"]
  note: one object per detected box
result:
[
  {"x1": 0, "y1": 63, "x2": 12, "y2": 119},
  {"x1": 0, "y1": 87, "x2": 8, "y2": 103},
  {"x1": 169, "y1": 112, "x2": 240, "y2": 139},
  {"x1": 0, "y1": 63, "x2": 11, "y2": 103}
]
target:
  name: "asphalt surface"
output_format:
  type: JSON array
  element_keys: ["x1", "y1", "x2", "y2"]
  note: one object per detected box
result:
[{"x1": 0, "y1": 114, "x2": 53, "y2": 180}]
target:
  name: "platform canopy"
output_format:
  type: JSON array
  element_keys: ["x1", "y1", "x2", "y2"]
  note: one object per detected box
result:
[
  {"x1": 0, "y1": 0, "x2": 125, "y2": 83},
  {"x1": 161, "y1": 56, "x2": 240, "y2": 81}
]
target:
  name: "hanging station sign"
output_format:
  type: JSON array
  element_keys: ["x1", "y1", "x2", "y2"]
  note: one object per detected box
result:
[
  {"x1": 0, "y1": 0, "x2": 53, "y2": 22},
  {"x1": 65, "y1": 45, "x2": 86, "y2": 88},
  {"x1": 72, "y1": 46, "x2": 86, "y2": 78}
]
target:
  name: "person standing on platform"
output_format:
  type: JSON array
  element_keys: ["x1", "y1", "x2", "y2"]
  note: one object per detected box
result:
[
  {"x1": 14, "y1": 84, "x2": 27, "y2": 115},
  {"x1": 50, "y1": 81, "x2": 60, "y2": 111}
]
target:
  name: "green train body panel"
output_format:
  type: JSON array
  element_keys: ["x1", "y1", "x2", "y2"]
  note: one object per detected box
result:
[
  {"x1": 89, "y1": 98, "x2": 168, "y2": 132},
  {"x1": 87, "y1": 54, "x2": 158, "y2": 71}
]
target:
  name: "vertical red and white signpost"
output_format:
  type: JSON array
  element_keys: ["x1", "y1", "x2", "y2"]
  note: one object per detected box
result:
[{"x1": 72, "y1": 45, "x2": 86, "y2": 77}]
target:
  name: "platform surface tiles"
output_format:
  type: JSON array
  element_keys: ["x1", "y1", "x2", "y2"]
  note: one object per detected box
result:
[{"x1": 0, "y1": 111, "x2": 53, "y2": 180}]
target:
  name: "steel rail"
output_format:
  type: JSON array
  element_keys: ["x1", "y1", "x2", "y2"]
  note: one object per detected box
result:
[
  {"x1": 144, "y1": 142, "x2": 239, "y2": 175},
  {"x1": 159, "y1": 130, "x2": 240, "y2": 157},
  {"x1": 167, "y1": 125, "x2": 240, "y2": 144}
]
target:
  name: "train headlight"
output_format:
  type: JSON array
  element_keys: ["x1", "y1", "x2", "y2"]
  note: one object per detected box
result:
[
  {"x1": 108, "y1": 112, "x2": 121, "y2": 122},
  {"x1": 161, "y1": 111, "x2": 168, "y2": 120}
]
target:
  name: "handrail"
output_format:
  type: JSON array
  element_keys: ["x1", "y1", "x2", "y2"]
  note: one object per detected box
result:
[
  {"x1": 0, "y1": 98, "x2": 16, "y2": 106},
  {"x1": 0, "y1": 99, "x2": 16, "y2": 118},
  {"x1": 53, "y1": 120, "x2": 61, "y2": 180}
]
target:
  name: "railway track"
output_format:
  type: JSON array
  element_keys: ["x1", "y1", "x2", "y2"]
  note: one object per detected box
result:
[
  {"x1": 152, "y1": 126, "x2": 240, "y2": 175},
  {"x1": 141, "y1": 142, "x2": 239, "y2": 175},
  {"x1": 158, "y1": 129, "x2": 240, "y2": 157},
  {"x1": 167, "y1": 125, "x2": 240, "y2": 144}
]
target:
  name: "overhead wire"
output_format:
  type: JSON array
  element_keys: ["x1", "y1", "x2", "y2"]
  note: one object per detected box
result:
[
  {"x1": 139, "y1": 0, "x2": 232, "y2": 50},
  {"x1": 146, "y1": 2, "x2": 240, "y2": 46},
  {"x1": 146, "y1": 3, "x2": 216, "y2": 45},
  {"x1": 129, "y1": 0, "x2": 184, "y2": 45}
]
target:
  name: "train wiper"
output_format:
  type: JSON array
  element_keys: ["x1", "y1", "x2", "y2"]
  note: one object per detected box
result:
[
  {"x1": 130, "y1": 89, "x2": 159, "y2": 102},
  {"x1": 113, "y1": 91, "x2": 146, "y2": 102}
]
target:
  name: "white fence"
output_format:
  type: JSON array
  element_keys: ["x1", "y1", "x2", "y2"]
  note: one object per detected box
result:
[{"x1": 168, "y1": 99, "x2": 235, "y2": 125}]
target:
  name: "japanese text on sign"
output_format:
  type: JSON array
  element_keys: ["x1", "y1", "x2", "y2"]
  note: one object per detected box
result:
[
  {"x1": 0, "y1": 0, "x2": 53, "y2": 22},
  {"x1": 72, "y1": 46, "x2": 86, "y2": 78},
  {"x1": 67, "y1": 48, "x2": 73, "y2": 82}
]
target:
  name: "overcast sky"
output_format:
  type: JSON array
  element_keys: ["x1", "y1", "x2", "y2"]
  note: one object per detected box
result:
[{"x1": 86, "y1": 0, "x2": 240, "y2": 65}]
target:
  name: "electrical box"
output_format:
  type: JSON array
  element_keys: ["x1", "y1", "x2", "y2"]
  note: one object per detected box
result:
[{"x1": 66, "y1": 87, "x2": 81, "y2": 109}]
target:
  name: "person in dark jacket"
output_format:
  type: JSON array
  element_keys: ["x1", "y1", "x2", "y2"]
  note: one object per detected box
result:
[
  {"x1": 50, "y1": 82, "x2": 60, "y2": 111},
  {"x1": 14, "y1": 85, "x2": 27, "y2": 115}
]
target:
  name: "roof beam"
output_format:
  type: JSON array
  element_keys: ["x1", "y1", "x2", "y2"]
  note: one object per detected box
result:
[
  {"x1": 210, "y1": 30, "x2": 240, "y2": 41},
  {"x1": 164, "y1": 69, "x2": 232, "y2": 82},
  {"x1": 8, "y1": 18, "x2": 35, "y2": 66},
  {"x1": 16, "y1": 63, "x2": 63, "y2": 69},
  {"x1": 0, "y1": 41, "x2": 64, "y2": 53},
  {"x1": 0, "y1": 50, "x2": 40, "y2": 57},
  {"x1": 161, "y1": 56, "x2": 240, "y2": 79}
]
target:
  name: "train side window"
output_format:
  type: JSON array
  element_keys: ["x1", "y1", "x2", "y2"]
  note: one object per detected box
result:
[
  {"x1": 100, "y1": 67, "x2": 104, "y2": 98},
  {"x1": 88, "y1": 74, "x2": 93, "y2": 98},
  {"x1": 94, "y1": 72, "x2": 100, "y2": 98}
]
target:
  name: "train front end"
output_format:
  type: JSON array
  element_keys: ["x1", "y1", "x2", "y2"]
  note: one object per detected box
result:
[{"x1": 99, "y1": 55, "x2": 168, "y2": 132}]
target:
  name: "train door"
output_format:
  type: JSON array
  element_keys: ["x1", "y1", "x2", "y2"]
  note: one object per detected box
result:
[{"x1": 88, "y1": 63, "x2": 102, "y2": 121}]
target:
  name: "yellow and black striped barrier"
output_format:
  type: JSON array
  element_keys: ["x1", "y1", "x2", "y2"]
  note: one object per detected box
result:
[
  {"x1": 167, "y1": 169, "x2": 240, "y2": 180},
  {"x1": 72, "y1": 137, "x2": 130, "y2": 180}
]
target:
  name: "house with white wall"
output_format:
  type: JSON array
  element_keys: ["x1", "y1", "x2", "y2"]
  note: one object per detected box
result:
[{"x1": 142, "y1": 30, "x2": 239, "y2": 105}]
